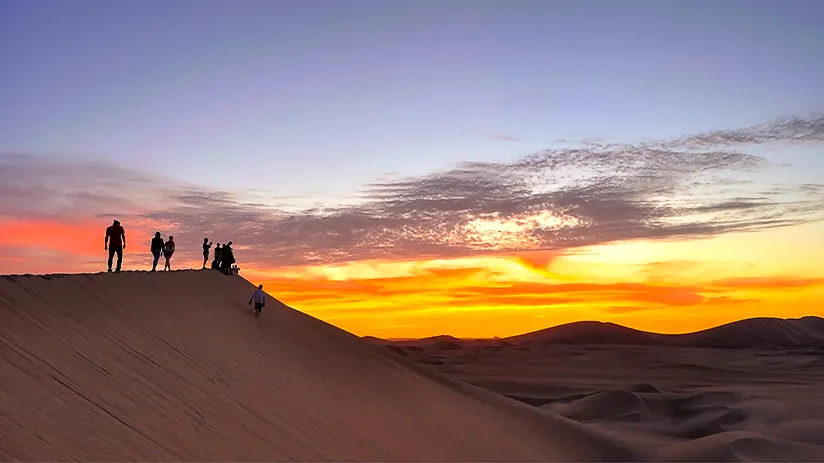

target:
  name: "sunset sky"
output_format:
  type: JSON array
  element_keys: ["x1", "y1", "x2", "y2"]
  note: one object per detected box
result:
[{"x1": 1, "y1": 0, "x2": 823, "y2": 338}]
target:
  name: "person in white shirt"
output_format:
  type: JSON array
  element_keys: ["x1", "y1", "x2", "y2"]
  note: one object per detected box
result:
[{"x1": 249, "y1": 284, "x2": 266, "y2": 316}]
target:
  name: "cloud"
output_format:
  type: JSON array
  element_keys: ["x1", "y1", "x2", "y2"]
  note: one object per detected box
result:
[
  {"x1": 449, "y1": 282, "x2": 708, "y2": 307},
  {"x1": 1, "y1": 113, "x2": 823, "y2": 270},
  {"x1": 486, "y1": 133, "x2": 521, "y2": 142},
  {"x1": 659, "y1": 114, "x2": 824, "y2": 149},
  {"x1": 264, "y1": 270, "x2": 768, "y2": 320},
  {"x1": 710, "y1": 276, "x2": 824, "y2": 290},
  {"x1": 516, "y1": 250, "x2": 566, "y2": 279},
  {"x1": 602, "y1": 306, "x2": 658, "y2": 314},
  {"x1": 0, "y1": 153, "x2": 176, "y2": 222},
  {"x1": 601, "y1": 294, "x2": 758, "y2": 314}
]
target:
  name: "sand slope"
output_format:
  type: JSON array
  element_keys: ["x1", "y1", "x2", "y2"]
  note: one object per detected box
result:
[
  {"x1": 374, "y1": 339, "x2": 824, "y2": 462},
  {"x1": 0, "y1": 271, "x2": 637, "y2": 462}
]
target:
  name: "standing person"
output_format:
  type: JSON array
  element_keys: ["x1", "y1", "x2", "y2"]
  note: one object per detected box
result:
[
  {"x1": 202, "y1": 238, "x2": 212, "y2": 269},
  {"x1": 248, "y1": 284, "x2": 266, "y2": 316},
  {"x1": 150, "y1": 232, "x2": 164, "y2": 271},
  {"x1": 222, "y1": 241, "x2": 235, "y2": 275},
  {"x1": 213, "y1": 243, "x2": 222, "y2": 270},
  {"x1": 104, "y1": 219, "x2": 126, "y2": 273},
  {"x1": 163, "y1": 236, "x2": 176, "y2": 271}
]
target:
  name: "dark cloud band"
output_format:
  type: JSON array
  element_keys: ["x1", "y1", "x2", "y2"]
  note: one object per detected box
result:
[{"x1": 1, "y1": 114, "x2": 822, "y2": 267}]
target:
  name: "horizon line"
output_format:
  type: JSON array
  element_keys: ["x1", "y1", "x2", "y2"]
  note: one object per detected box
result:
[
  {"x1": 369, "y1": 315, "x2": 824, "y2": 342},
  {"x1": 5, "y1": 270, "x2": 821, "y2": 342}
]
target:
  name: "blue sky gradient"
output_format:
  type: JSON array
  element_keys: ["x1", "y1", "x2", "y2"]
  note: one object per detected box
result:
[{"x1": 2, "y1": 0, "x2": 823, "y2": 203}]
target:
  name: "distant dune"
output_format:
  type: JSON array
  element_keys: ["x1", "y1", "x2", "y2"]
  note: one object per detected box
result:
[
  {"x1": 372, "y1": 316, "x2": 824, "y2": 350},
  {"x1": 0, "y1": 271, "x2": 636, "y2": 462},
  {"x1": 506, "y1": 321, "x2": 666, "y2": 346},
  {"x1": 678, "y1": 316, "x2": 824, "y2": 349},
  {"x1": 367, "y1": 315, "x2": 824, "y2": 462}
]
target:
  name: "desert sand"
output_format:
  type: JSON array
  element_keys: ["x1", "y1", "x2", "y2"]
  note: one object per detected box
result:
[
  {"x1": 372, "y1": 320, "x2": 824, "y2": 462},
  {"x1": 1, "y1": 271, "x2": 636, "y2": 462},
  {"x1": 3, "y1": 272, "x2": 823, "y2": 462}
]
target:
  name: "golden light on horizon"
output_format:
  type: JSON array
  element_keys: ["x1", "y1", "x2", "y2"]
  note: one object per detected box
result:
[
  {"x1": 244, "y1": 221, "x2": 824, "y2": 339},
  {"x1": 1, "y1": 216, "x2": 822, "y2": 340}
]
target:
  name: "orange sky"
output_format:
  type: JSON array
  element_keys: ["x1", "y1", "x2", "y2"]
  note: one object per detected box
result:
[
  {"x1": 1, "y1": 217, "x2": 822, "y2": 339},
  {"x1": 239, "y1": 221, "x2": 824, "y2": 339}
]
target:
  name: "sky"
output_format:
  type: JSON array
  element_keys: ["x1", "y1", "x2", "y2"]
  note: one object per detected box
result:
[{"x1": 1, "y1": 0, "x2": 823, "y2": 338}]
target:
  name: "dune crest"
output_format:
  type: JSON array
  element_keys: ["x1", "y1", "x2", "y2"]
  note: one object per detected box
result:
[
  {"x1": 376, "y1": 316, "x2": 824, "y2": 350},
  {"x1": 0, "y1": 271, "x2": 637, "y2": 461},
  {"x1": 519, "y1": 316, "x2": 824, "y2": 349}
]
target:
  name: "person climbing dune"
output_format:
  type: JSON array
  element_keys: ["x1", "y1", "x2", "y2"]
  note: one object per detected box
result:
[{"x1": 249, "y1": 284, "x2": 266, "y2": 316}]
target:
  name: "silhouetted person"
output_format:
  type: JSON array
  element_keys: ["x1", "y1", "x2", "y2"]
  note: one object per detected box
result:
[
  {"x1": 213, "y1": 243, "x2": 222, "y2": 269},
  {"x1": 104, "y1": 219, "x2": 126, "y2": 273},
  {"x1": 163, "y1": 236, "x2": 176, "y2": 271},
  {"x1": 222, "y1": 241, "x2": 235, "y2": 275},
  {"x1": 202, "y1": 238, "x2": 212, "y2": 269},
  {"x1": 249, "y1": 284, "x2": 265, "y2": 315},
  {"x1": 150, "y1": 232, "x2": 164, "y2": 271}
]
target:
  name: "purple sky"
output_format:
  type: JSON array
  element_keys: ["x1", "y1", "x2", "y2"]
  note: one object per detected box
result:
[
  {"x1": 0, "y1": 0, "x2": 823, "y2": 273},
  {"x1": 2, "y1": 0, "x2": 823, "y2": 204}
]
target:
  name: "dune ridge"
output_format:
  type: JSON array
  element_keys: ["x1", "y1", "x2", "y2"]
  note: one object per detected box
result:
[
  {"x1": 0, "y1": 271, "x2": 639, "y2": 462},
  {"x1": 373, "y1": 316, "x2": 824, "y2": 350}
]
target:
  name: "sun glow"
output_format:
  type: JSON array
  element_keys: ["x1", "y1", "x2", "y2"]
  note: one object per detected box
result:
[
  {"x1": 461, "y1": 210, "x2": 582, "y2": 250},
  {"x1": 237, "y1": 222, "x2": 824, "y2": 339},
  {"x1": 1, "y1": 217, "x2": 822, "y2": 339}
]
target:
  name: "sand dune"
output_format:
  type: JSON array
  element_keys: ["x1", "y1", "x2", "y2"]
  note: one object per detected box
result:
[
  {"x1": 681, "y1": 316, "x2": 824, "y2": 349},
  {"x1": 378, "y1": 316, "x2": 824, "y2": 350},
  {"x1": 4, "y1": 272, "x2": 822, "y2": 462},
  {"x1": 0, "y1": 271, "x2": 639, "y2": 462},
  {"x1": 507, "y1": 321, "x2": 664, "y2": 346},
  {"x1": 372, "y1": 338, "x2": 824, "y2": 462}
]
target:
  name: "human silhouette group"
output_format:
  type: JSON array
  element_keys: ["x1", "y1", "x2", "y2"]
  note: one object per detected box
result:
[
  {"x1": 104, "y1": 219, "x2": 238, "y2": 275},
  {"x1": 104, "y1": 219, "x2": 264, "y2": 315}
]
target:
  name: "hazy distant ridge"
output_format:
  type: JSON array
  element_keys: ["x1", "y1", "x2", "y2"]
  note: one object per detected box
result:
[{"x1": 369, "y1": 317, "x2": 824, "y2": 350}]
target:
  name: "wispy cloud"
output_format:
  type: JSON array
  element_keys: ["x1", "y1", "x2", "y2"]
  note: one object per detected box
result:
[
  {"x1": 710, "y1": 276, "x2": 824, "y2": 290},
  {"x1": 486, "y1": 133, "x2": 521, "y2": 142},
  {"x1": 659, "y1": 114, "x2": 824, "y2": 150},
  {"x1": 1, "y1": 114, "x2": 823, "y2": 269},
  {"x1": 0, "y1": 153, "x2": 174, "y2": 222},
  {"x1": 262, "y1": 268, "x2": 772, "y2": 320}
]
